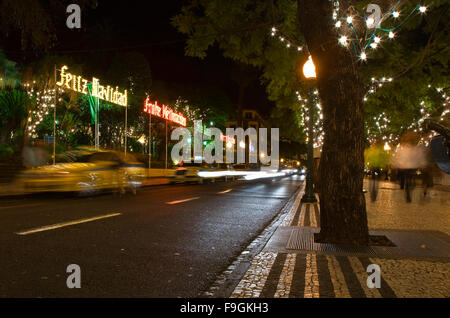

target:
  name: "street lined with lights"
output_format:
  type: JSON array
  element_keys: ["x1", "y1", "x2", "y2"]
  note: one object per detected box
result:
[{"x1": 0, "y1": 174, "x2": 303, "y2": 297}]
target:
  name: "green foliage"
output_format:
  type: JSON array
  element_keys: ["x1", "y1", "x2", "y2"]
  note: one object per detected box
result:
[
  {"x1": 364, "y1": 145, "x2": 390, "y2": 170},
  {"x1": 0, "y1": 143, "x2": 14, "y2": 160},
  {"x1": 0, "y1": 86, "x2": 31, "y2": 143},
  {"x1": 173, "y1": 0, "x2": 450, "y2": 146},
  {"x1": 0, "y1": 49, "x2": 21, "y2": 86},
  {"x1": 360, "y1": 0, "x2": 450, "y2": 140},
  {"x1": 172, "y1": 0, "x2": 306, "y2": 144}
]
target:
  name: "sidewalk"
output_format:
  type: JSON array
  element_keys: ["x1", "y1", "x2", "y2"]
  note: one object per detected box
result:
[{"x1": 205, "y1": 181, "x2": 450, "y2": 298}]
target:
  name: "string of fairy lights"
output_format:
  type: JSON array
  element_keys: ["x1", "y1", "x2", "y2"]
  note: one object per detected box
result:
[
  {"x1": 23, "y1": 82, "x2": 62, "y2": 138},
  {"x1": 268, "y1": 1, "x2": 450, "y2": 148},
  {"x1": 295, "y1": 90, "x2": 324, "y2": 148},
  {"x1": 270, "y1": 2, "x2": 429, "y2": 60},
  {"x1": 332, "y1": 0, "x2": 428, "y2": 61}
]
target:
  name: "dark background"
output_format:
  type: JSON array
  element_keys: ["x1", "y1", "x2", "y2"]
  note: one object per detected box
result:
[{"x1": 53, "y1": 0, "x2": 275, "y2": 119}]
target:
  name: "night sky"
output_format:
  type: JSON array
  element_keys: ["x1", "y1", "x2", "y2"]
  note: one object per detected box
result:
[{"x1": 57, "y1": 0, "x2": 275, "y2": 118}]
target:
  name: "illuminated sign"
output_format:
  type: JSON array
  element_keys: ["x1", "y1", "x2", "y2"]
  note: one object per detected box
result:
[
  {"x1": 221, "y1": 133, "x2": 235, "y2": 144},
  {"x1": 143, "y1": 97, "x2": 187, "y2": 127},
  {"x1": 56, "y1": 65, "x2": 127, "y2": 107}
]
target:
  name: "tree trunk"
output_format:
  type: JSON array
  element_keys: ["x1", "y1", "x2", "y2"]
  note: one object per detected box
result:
[{"x1": 298, "y1": 0, "x2": 369, "y2": 245}]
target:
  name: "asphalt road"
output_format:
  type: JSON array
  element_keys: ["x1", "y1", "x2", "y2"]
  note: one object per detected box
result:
[{"x1": 0, "y1": 175, "x2": 303, "y2": 297}]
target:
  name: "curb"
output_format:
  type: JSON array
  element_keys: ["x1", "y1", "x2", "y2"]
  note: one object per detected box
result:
[{"x1": 199, "y1": 185, "x2": 303, "y2": 298}]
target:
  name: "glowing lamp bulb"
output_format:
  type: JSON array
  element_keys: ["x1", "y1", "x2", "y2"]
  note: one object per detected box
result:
[
  {"x1": 419, "y1": 6, "x2": 427, "y2": 13},
  {"x1": 360, "y1": 52, "x2": 367, "y2": 60},
  {"x1": 392, "y1": 11, "x2": 400, "y2": 18},
  {"x1": 302, "y1": 56, "x2": 316, "y2": 79},
  {"x1": 339, "y1": 35, "x2": 348, "y2": 46},
  {"x1": 346, "y1": 16, "x2": 353, "y2": 24},
  {"x1": 366, "y1": 17, "x2": 374, "y2": 27},
  {"x1": 374, "y1": 36, "x2": 381, "y2": 43},
  {"x1": 335, "y1": 21, "x2": 341, "y2": 28},
  {"x1": 370, "y1": 43, "x2": 378, "y2": 49},
  {"x1": 388, "y1": 31, "x2": 395, "y2": 39}
]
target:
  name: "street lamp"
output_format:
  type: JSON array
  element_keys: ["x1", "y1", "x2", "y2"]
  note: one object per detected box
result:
[{"x1": 301, "y1": 56, "x2": 318, "y2": 203}]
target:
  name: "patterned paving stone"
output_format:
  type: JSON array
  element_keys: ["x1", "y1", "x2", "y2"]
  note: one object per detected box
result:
[{"x1": 210, "y1": 182, "x2": 450, "y2": 298}]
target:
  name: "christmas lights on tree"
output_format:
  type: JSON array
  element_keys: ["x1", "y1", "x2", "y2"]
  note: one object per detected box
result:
[
  {"x1": 331, "y1": 0, "x2": 428, "y2": 60},
  {"x1": 23, "y1": 82, "x2": 63, "y2": 138}
]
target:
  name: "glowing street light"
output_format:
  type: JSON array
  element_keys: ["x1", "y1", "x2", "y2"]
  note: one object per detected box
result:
[
  {"x1": 303, "y1": 56, "x2": 316, "y2": 79},
  {"x1": 301, "y1": 56, "x2": 318, "y2": 203}
]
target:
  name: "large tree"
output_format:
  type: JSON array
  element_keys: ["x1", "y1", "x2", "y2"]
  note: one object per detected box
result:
[{"x1": 172, "y1": 0, "x2": 448, "y2": 245}]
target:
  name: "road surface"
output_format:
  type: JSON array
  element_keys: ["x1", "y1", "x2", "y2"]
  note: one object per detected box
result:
[{"x1": 0, "y1": 175, "x2": 303, "y2": 297}]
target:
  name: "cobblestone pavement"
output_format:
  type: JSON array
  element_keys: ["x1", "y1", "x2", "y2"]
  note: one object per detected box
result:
[
  {"x1": 365, "y1": 180, "x2": 450, "y2": 235},
  {"x1": 226, "y1": 180, "x2": 450, "y2": 298}
]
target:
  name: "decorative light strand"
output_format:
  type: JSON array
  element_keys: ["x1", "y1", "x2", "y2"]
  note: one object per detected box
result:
[
  {"x1": 331, "y1": 0, "x2": 428, "y2": 60},
  {"x1": 270, "y1": 27, "x2": 304, "y2": 52}
]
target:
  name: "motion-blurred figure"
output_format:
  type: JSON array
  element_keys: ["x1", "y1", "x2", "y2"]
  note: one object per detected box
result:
[
  {"x1": 22, "y1": 141, "x2": 48, "y2": 168},
  {"x1": 391, "y1": 142, "x2": 429, "y2": 202}
]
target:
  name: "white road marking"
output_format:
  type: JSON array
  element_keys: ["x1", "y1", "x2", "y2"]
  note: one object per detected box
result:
[
  {"x1": 166, "y1": 197, "x2": 200, "y2": 205},
  {"x1": 217, "y1": 189, "x2": 232, "y2": 194},
  {"x1": 15, "y1": 213, "x2": 122, "y2": 235},
  {"x1": 0, "y1": 203, "x2": 42, "y2": 211}
]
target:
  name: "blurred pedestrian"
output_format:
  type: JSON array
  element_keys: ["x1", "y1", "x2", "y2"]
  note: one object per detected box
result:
[
  {"x1": 22, "y1": 140, "x2": 49, "y2": 168},
  {"x1": 391, "y1": 141, "x2": 429, "y2": 202},
  {"x1": 369, "y1": 168, "x2": 380, "y2": 202}
]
